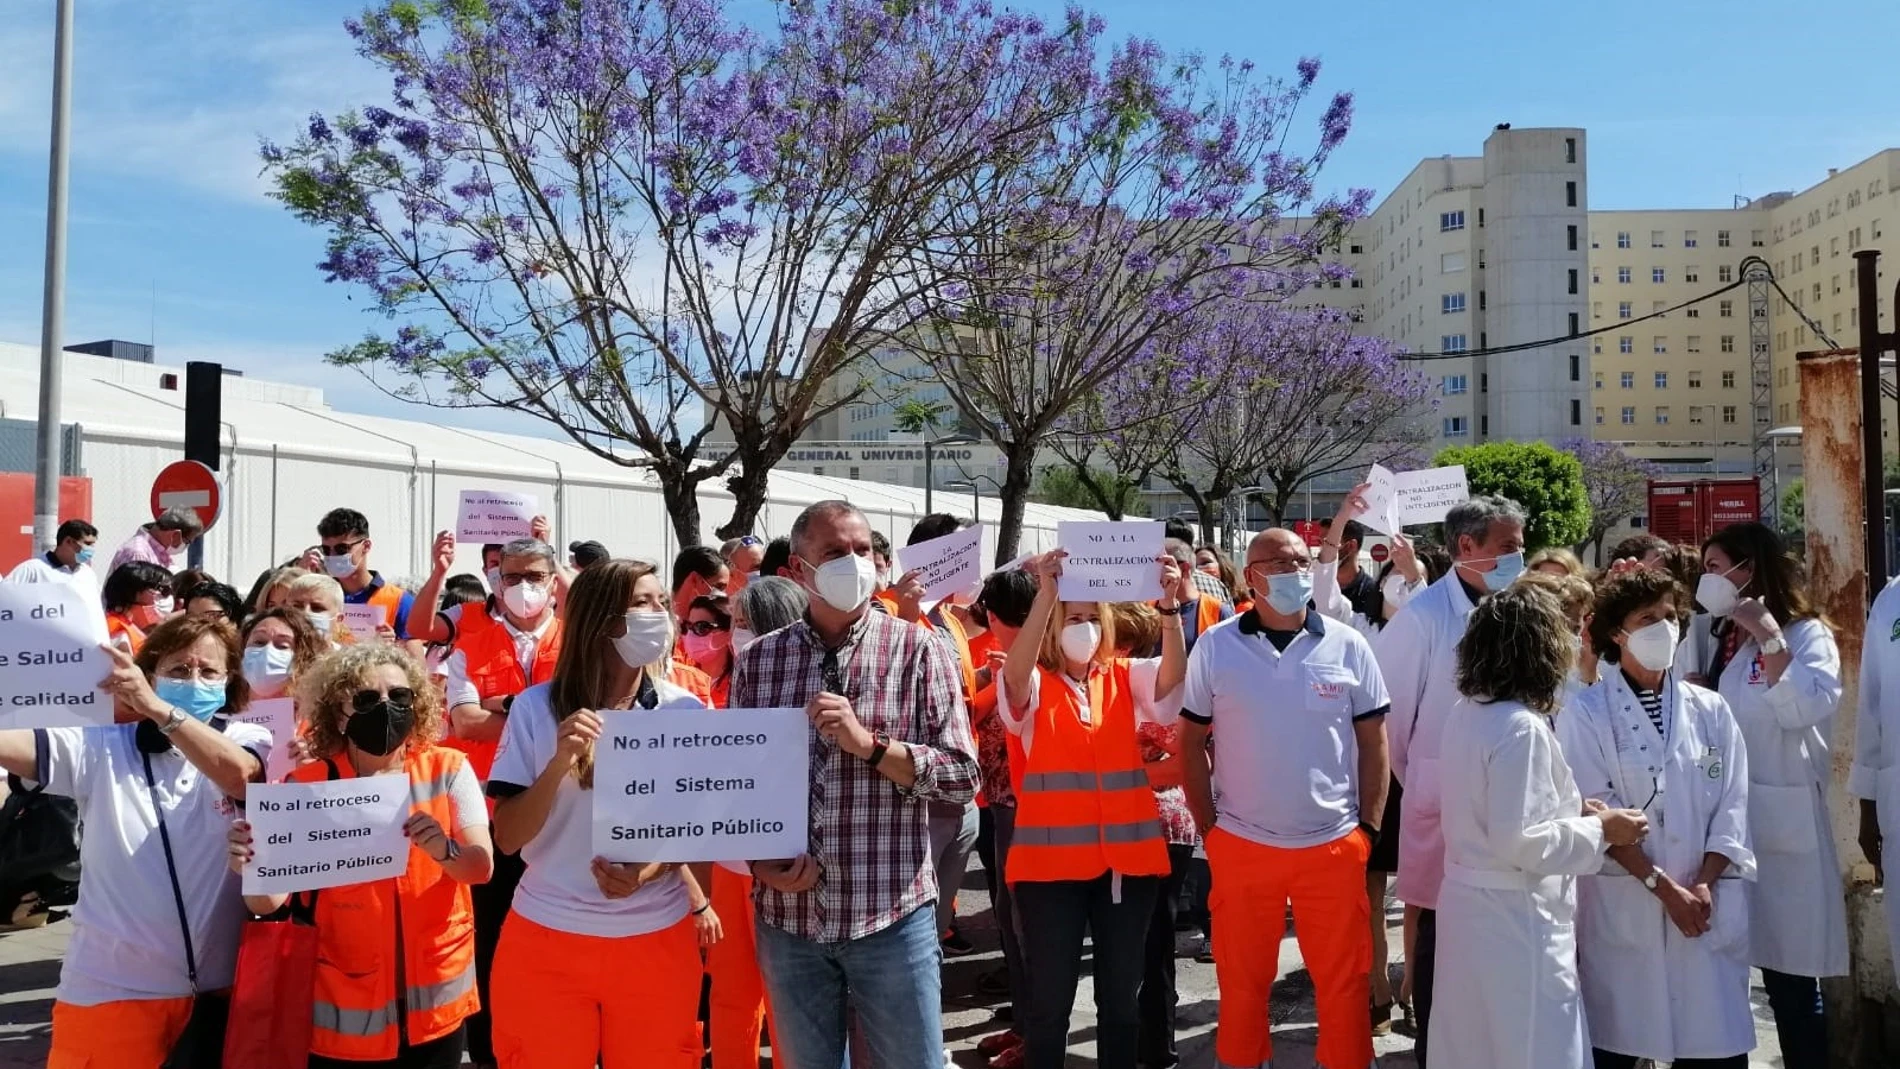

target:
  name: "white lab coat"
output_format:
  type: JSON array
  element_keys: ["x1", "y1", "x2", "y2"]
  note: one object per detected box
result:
[
  {"x1": 1373, "y1": 573, "x2": 1479, "y2": 909},
  {"x1": 1848, "y1": 575, "x2": 1900, "y2": 973},
  {"x1": 1557, "y1": 672, "x2": 1757, "y2": 1061},
  {"x1": 1680, "y1": 612, "x2": 1847, "y2": 977},
  {"x1": 1428, "y1": 698, "x2": 1605, "y2": 1069},
  {"x1": 1311, "y1": 564, "x2": 1424, "y2": 639}
]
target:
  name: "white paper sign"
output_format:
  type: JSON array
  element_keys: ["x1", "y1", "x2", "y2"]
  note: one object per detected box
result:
[
  {"x1": 456, "y1": 489, "x2": 538, "y2": 543},
  {"x1": 1360, "y1": 464, "x2": 1471, "y2": 534},
  {"x1": 592, "y1": 708, "x2": 810, "y2": 863},
  {"x1": 1056, "y1": 521, "x2": 1164, "y2": 602},
  {"x1": 232, "y1": 697, "x2": 298, "y2": 783},
  {"x1": 340, "y1": 604, "x2": 383, "y2": 642},
  {"x1": 242, "y1": 775, "x2": 410, "y2": 894},
  {"x1": 0, "y1": 581, "x2": 111, "y2": 729},
  {"x1": 893, "y1": 524, "x2": 985, "y2": 605}
]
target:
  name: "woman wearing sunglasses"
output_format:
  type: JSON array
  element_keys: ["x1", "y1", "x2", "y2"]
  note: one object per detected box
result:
[
  {"x1": 681, "y1": 593, "x2": 735, "y2": 708},
  {"x1": 1557, "y1": 569, "x2": 1756, "y2": 1068},
  {"x1": 227, "y1": 644, "x2": 494, "y2": 1068},
  {"x1": 485, "y1": 559, "x2": 719, "y2": 1068}
]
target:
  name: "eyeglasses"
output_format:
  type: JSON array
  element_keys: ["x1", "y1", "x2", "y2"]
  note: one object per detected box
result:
[
  {"x1": 682, "y1": 620, "x2": 729, "y2": 637},
  {"x1": 1250, "y1": 558, "x2": 1313, "y2": 577},
  {"x1": 157, "y1": 666, "x2": 228, "y2": 683},
  {"x1": 320, "y1": 541, "x2": 365, "y2": 557},
  {"x1": 351, "y1": 688, "x2": 415, "y2": 713},
  {"x1": 499, "y1": 572, "x2": 551, "y2": 586}
]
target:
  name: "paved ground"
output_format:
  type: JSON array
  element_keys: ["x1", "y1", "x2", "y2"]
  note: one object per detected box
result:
[{"x1": 0, "y1": 875, "x2": 1788, "y2": 1069}]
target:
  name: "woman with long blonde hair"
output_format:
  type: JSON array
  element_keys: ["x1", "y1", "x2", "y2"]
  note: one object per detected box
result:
[{"x1": 485, "y1": 559, "x2": 720, "y2": 1068}]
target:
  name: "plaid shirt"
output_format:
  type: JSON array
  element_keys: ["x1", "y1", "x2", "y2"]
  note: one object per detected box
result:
[
  {"x1": 731, "y1": 609, "x2": 979, "y2": 943},
  {"x1": 1192, "y1": 568, "x2": 1233, "y2": 607}
]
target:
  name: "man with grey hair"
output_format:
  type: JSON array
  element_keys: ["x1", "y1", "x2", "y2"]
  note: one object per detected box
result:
[
  {"x1": 732, "y1": 498, "x2": 978, "y2": 1069},
  {"x1": 108, "y1": 505, "x2": 203, "y2": 574},
  {"x1": 1163, "y1": 537, "x2": 1233, "y2": 654},
  {"x1": 1373, "y1": 493, "x2": 1525, "y2": 1067}
]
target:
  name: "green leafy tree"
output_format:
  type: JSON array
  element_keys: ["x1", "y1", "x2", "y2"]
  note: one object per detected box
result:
[
  {"x1": 1433, "y1": 441, "x2": 1589, "y2": 553},
  {"x1": 1780, "y1": 478, "x2": 1805, "y2": 535},
  {"x1": 1032, "y1": 466, "x2": 1148, "y2": 518},
  {"x1": 893, "y1": 398, "x2": 951, "y2": 437}
]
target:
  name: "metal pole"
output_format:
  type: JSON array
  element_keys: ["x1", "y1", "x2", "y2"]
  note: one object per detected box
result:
[
  {"x1": 923, "y1": 442, "x2": 934, "y2": 515},
  {"x1": 970, "y1": 484, "x2": 979, "y2": 525},
  {"x1": 1855, "y1": 250, "x2": 1888, "y2": 593},
  {"x1": 32, "y1": 0, "x2": 74, "y2": 554}
]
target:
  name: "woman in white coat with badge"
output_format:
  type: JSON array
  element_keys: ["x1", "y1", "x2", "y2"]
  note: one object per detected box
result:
[
  {"x1": 1559, "y1": 570, "x2": 1757, "y2": 1069},
  {"x1": 1427, "y1": 583, "x2": 1648, "y2": 1069},
  {"x1": 1678, "y1": 522, "x2": 1843, "y2": 1069}
]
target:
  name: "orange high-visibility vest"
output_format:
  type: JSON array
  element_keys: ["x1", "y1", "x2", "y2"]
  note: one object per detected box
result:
[
  {"x1": 361, "y1": 581, "x2": 407, "y2": 630},
  {"x1": 926, "y1": 608, "x2": 979, "y2": 706},
  {"x1": 669, "y1": 660, "x2": 714, "y2": 705},
  {"x1": 291, "y1": 746, "x2": 478, "y2": 1061},
  {"x1": 448, "y1": 605, "x2": 562, "y2": 781},
  {"x1": 1005, "y1": 659, "x2": 1168, "y2": 885}
]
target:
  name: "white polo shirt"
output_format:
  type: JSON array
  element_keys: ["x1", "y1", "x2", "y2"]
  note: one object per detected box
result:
[{"x1": 1180, "y1": 611, "x2": 1389, "y2": 849}]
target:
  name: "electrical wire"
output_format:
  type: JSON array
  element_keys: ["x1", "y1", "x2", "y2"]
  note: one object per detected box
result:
[{"x1": 1388, "y1": 255, "x2": 1786, "y2": 363}]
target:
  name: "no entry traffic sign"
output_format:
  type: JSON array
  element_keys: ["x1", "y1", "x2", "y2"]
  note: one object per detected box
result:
[
  {"x1": 1370, "y1": 542, "x2": 1390, "y2": 564},
  {"x1": 150, "y1": 460, "x2": 221, "y2": 532}
]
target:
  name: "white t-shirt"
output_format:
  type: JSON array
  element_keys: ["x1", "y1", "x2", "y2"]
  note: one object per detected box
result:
[
  {"x1": 1180, "y1": 613, "x2": 1390, "y2": 849},
  {"x1": 489, "y1": 679, "x2": 705, "y2": 938},
  {"x1": 7, "y1": 555, "x2": 103, "y2": 622},
  {"x1": 33, "y1": 719, "x2": 272, "y2": 1005}
]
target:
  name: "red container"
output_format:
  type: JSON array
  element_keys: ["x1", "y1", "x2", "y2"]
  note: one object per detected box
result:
[{"x1": 1647, "y1": 478, "x2": 1763, "y2": 546}]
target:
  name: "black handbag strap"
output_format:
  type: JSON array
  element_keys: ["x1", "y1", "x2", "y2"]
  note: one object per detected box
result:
[{"x1": 141, "y1": 750, "x2": 199, "y2": 994}]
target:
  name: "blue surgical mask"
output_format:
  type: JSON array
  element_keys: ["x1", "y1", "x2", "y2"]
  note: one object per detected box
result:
[
  {"x1": 75, "y1": 546, "x2": 95, "y2": 566},
  {"x1": 155, "y1": 678, "x2": 228, "y2": 723},
  {"x1": 1481, "y1": 550, "x2": 1526, "y2": 592},
  {"x1": 1264, "y1": 571, "x2": 1314, "y2": 615}
]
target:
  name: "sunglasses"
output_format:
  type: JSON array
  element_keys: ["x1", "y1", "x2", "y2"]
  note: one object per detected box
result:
[
  {"x1": 352, "y1": 688, "x2": 416, "y2": 713},
  {"x1": 682, "y1": 620, "x2": 729, "y2": 637},
  {"x1": 737, "y1": 535, "x2": 764, "y2": 548},
  {"x1": 321, "y1": 541, "x2": 366, "y2": 557}
]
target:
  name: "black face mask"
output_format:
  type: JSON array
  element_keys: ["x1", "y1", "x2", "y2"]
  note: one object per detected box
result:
[{"x1": 345, "y1": 700, "x2": 414, "y2": 757}]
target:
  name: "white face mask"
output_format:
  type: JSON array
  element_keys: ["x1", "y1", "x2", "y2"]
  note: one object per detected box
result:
[
  {"x1": 502, "y1": 581, "x2": 551, "y2": 619},
  {"x1": 242, "y1": 644, "x2": 296, "y2": 696},
  {"x1": 152, "y1": 595, "x2": 175, "y2": 616},
  {"x1": 1696, "y1": 567, "x2": 1743, "y2": 616},
  {"x1": 485, "y1": 567, "x2": 503, "y2": 593},
  {"x1": 322, "y1": 553, "x2": 357, "y2": 579},
  {"x1": 612, "y1": 610, "x2": 672, "y2": 669},
  {"x1": 1621, "y1": 618, "x2": 1680, "y2": 674},
  {"x1": 802, "y1": 554, "x2": 879, "y2": 613},
  {"x1": 731, "y1": 626, "x2": 758, "y2": 653},
  {"x1": 1059, "y1": 620, "x2": 1101, "y2": 664},
  {"x1": 306, "y1": 610, "x2": 334, "y2": 634}
]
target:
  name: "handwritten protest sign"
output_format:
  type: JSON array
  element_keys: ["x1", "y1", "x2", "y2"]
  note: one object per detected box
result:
[
  {"x1": 242, "y1": 775, "x2": 410, "y2": 894},
  {"x1": 1360, "y1": 464, "x2": 1470, "y2": 535},
  {"x1": 340, "y1": 604, "x2": 383, "y2": 642},
  {"x1": 456, "y1": 489, "x2": 538, "y2": 543},
  {"x1": 0, "y1": 581, "x2": 110, "y2": 730},
  {"x1": 893, "y1": 524, "x2": 985, "y2": 605},
  {"x1": 593, "y1": 708, "x2": 809, "y2": 863},
  {"x1": 1056, "y1": 521, "x2": 1164, "y2": 602},
  {"x1": 232, "y1": 697, "x2": 298, "y2": 783}
]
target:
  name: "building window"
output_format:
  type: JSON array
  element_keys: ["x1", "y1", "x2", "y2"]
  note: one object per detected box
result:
[
  {"x1": 1752, "y1": 229, "x2": 1765, "y2": 247},
  {"x1": 1569, "y1": 399, "x2": 1581, "y2": 425},
  {"x1": 1684, "y1": 230, "x2": 1698, "y2": 248},
  {"x1": 1621, "y1": 406, "x2": 1636, "y2": 425},
  {"x1": 1686, "y1": 336, "x2": 1702, "y2": 354},
  {"x1": 1652, "y1": 267, "x2": 1666, "y2": 283},
  {"x1": 1618, "y1": 267, "x2": 1632, "y2": 284},
  {"x1": 1689, "y1": 406, "x2": 1705, "y2": 424},
  {"x1": 1568, "y1": 269, "x2": 1578, "y2": 295},
  {"x1": 1441, "y1": 334, "x2": 1468, "y2": 352},
  {"x1": 1595, "y1": 406, "x2": 1605, "y2": 425},
  {"x1": 1565, "y1": 137, "x2": 1577, "y2": 163},
  {"x1": 1442, "y1": 292, "x2": 1466, "y2": 314},
  {"x1": 1442, "y1": 374, "x2": 1469, "y2": 395},
  {"x1": 1653, "y1": 337, "x2": 1667, "y2": 355},
  {"x1": 1686, "y1": 306, "x2": 1700, "y2": 319},
  {"x1": 1443, "y1": 416, "x2": 1469, "y2": 438},
  {"x1": 1620, "y1": 370, "x2": 1635, "y2": 387},
  {"x1": 1349, "y1": 243, "x2": 1363, "y2": 254},
  {"x1": 1568, "y1": 312, "x2": 1580, "y2": 336},
  {"x1": 1832, "y1": 237, "x2": 1841, "y2": 259},
  {"x1": 1350, "y1": 279, "x2": 1363, "y2": 288},
  {"x1": 1567, "y1": 224, "x2": 1578, "y2": 251},
  {"x1": 1722, "y1": 369, "x2": 1736, "y2": 388},
  {"x1": 1877, "y1": 219, "x2": 1885, "y2": 239},
  {"x1": 1619, "y1": 338, "x2": 1634, "y2": 357},
  {"x1": 1722, "y1": 405, "x2": 1738, "y2": 424},
  {"x1": 1440, "y1": 210, "x2": 1466, "y2": 232},
  {"x1": 1619, "y1": 301, "x2": 1633, "y2": 319},
  {"x1": 1688, "y1": 370, "x2": 1703, "y2": 387},
  {"x1": 1617, "y1": 231, "x2": 1631, "y2": 249},
  {"x1": 1717, "y1": 229, "x2": 1732, "y2": 247},
  {"x1": 1684, "y1": 266, "x2": 1700, "y2": 283},
  {"x1": 1720, "y1": 336, "x2": 1735, "y2": 354},
  {"x1": 1441, "y1": 251, "x2": 1466, "y2": 273},
  {"x1": 1567, "y1": 181, "x2": 1578, "y2": 207},
  {"x1": 1654, "y1": 370, "x2": 1668, "y2": 388},
  {"x1": 1719, "y1": 300, "x2": 1734, "y2": 317},
  {"x1": 1718, "y1": 264, "x2": 1733, "y2": 283},
  {"x1": 1655, "y1": 406, "x2": 1669, "y2": 424},
  {"x1": 1593, "y1": 301, "x2": 1604, "y2": 319},
  {"x1": 1569, "y1": 353, "x2": 1581, "y2": 382}
]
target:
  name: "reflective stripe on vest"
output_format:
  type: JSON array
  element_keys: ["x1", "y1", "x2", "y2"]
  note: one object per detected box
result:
[
  {"x1": 410, "y1": 769, "x2": 460, "y2": 804},
  {"x1": 1013, "y1": 819, "x2": 1165, "y2": 847},
  {"x1": 1020, "y1": 768, "x2": 1152, "y2": 793},
  {"x1": 312, "y1": 966, "x2": 474, "y2": 1036}
]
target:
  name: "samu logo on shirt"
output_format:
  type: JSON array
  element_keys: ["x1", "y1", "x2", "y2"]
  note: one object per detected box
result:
[
  {"x1": 1310, "y1": 680, "x2": 1347, "y2": 702},
  {"x1": 1746, "y1": 656, "x2": 1766, "y2": 686}
]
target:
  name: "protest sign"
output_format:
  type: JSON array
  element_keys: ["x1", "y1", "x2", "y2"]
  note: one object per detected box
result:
[
  {"x1": 592, "y1": 708, "x2": 809, "y2": 863},
  {"x1": 1359, "y1": 464, "x2": 1471, "y2": 534},
  {"x1": 339, "y1": 604, "x2": 383, "y2": 642},
  {"x1": 456, "y1": 489, "x2": 538, "y2": 543},
  {"x1": 0, "y1": 581, "x2": 110, "y2": 730},
  {"x1": 231, "y1": 697, "x2": 297, "y2": 783},
  {"x1": 893, "y1": 523, "x2": 985, "y2": 605},
  {"x1": 1055, "y1": 520, "x2": 1164, "y2": 602},
  {"x1": 242, "y1": 775, "x2": 410, "y2": 895}
]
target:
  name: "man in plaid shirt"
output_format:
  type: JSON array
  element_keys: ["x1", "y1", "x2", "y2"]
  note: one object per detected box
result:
[{"x1": 733, "y1": 500, "x2": 980, "y2": 1069}]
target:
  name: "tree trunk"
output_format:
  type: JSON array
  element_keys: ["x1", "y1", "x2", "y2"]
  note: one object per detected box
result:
[
  {"x1": 653, "y1": 461, "x2": 704, "y2": 549},
  {"x1": 717, "y1": 460, "x2": 773, "y2": 542},
  {"x1": 994, "y1": 443, "x2": 1038, "y2": 565},
  {"x1": 1266, "y1": 482, "x2": 1297, "y2": 529},
  {"x1": 1069, "y1": 463, "x2": 1126, "y2": 520}
]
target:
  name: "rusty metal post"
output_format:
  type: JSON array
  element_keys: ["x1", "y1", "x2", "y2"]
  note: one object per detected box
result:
[{"x1": 1854, "y1": 253, "x2": 1889, "y2": 596}]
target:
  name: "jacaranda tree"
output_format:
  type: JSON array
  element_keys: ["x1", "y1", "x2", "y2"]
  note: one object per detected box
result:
[{"x1": 264, "y1": 0, "x2": 1100, "y2": 545}]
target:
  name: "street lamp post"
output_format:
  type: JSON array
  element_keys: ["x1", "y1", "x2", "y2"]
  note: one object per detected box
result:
[
  {"x1": 923, "y1": 434, "x2": 977, "y2": 515},
  {"x1": 33, "y1": 0, "x2": 74, "y2": 554},
  {"x1": 944, "y1": 480, "x2": 980, "y2": 524}
]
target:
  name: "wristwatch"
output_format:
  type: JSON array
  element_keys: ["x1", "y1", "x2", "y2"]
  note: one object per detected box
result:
[
  {"x1": 865, "y1": 730, "x2": 892, "y2": 767},
  {"x1": 1155, "y1": 603, "x2": 1183, "y2": 617},
  {"x1": 1641, "y1": 870, "x2": 1663, "y2": 891},
  {"x1": 438, "y1": 839, "x2": 462, "y2": 864},
  {"x1": 156, "y1": 707, "x2": 189, "y2": 736},
  {"x1": 1759, "y1": 635, "x2": 1789, "y2": 656}
]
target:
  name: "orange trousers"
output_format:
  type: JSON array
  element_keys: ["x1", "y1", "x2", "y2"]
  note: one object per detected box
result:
[
  {"x1": 1206, "y1": 825, "x2": 1372, "y2": 1069},
  {"x1": 707, "y1": 867, "x2": 781, "y2": 1069},
  {"x1": 491, "y1": 911, "x2": 702, "y2": 1069},
  {"x1": 47, "y1": 996, "x2": 194, "y2": 1069}
]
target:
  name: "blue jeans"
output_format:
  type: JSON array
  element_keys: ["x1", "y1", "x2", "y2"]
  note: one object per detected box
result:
[{"x1": 757, "y1": 904, "x2": 943, "y2": 1069}]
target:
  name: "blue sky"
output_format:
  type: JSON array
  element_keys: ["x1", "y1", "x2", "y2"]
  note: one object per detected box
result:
[{"x1": 2, "y1": 0, "x2": 1897, "y2": 435}]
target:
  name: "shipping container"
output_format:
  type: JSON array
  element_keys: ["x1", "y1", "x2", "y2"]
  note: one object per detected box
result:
[{"x1": 1646, "y1": 478, "x2": 1763, "y2": 547}]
